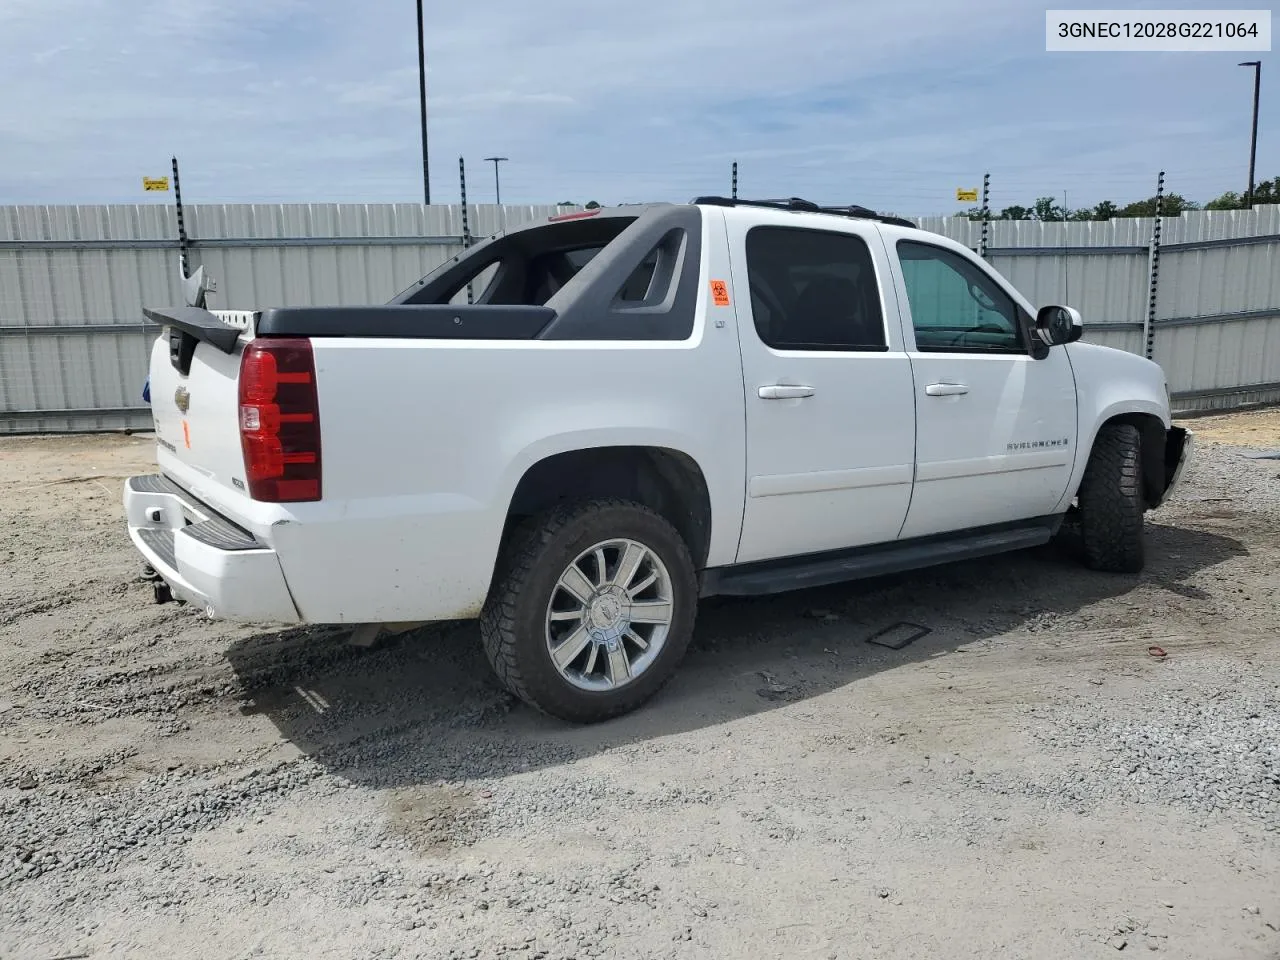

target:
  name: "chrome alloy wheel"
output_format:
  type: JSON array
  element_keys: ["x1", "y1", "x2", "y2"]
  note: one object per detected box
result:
[{"x1": 544, "y1": 538, "x2": 674, "y2": 691}]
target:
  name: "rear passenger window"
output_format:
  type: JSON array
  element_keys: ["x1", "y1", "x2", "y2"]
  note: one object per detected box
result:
[{"x1": 744, "y1": 226, "x2": 887, "y2": 351}]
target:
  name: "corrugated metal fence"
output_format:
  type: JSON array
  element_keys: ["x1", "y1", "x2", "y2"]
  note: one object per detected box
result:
[
  {"x1": 2, "y1": 202, "x2": 1278, "y2": 432},
  {"x1": 0, "y1": 203, "x2": 564, "y2": 432},
  {"x1": 919, "y1": 206, "x2": 1280, "y2": 412}
]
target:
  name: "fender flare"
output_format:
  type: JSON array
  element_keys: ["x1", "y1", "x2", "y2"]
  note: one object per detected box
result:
[{"x1": 1056, "y1": 398, "x2": 1171, "y2": 513}]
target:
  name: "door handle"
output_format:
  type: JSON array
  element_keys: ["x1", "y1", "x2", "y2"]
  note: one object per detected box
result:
[
  {"x1": 925, "y1": 382, "x2": 969, "y2": 397},
  {"x1": 759, "y1": 384, "x2": 815, "y2": 400}
]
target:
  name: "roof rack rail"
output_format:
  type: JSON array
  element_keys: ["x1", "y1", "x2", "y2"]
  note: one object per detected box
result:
[{"x1": 692, "y1": 195, "x2": 917, "y2": 229}]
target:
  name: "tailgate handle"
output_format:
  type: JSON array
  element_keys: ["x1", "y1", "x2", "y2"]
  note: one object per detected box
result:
[{"x1": 759, "y1": 384, "x2": 815, "y2": 400}]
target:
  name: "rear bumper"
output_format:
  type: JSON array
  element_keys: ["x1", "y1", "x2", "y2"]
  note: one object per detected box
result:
[{"x1": 123, "y1": 475, "x2": 301, "y2": 624}]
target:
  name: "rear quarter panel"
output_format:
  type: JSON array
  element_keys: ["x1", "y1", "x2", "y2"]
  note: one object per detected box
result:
[{"x1": 281, "y1": 214, "x2": 747, "y2": 623}]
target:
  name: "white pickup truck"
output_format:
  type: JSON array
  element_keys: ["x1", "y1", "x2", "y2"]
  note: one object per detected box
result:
[{"x1": 124, "y1": 197, "x2": 1192, "y2": 722}]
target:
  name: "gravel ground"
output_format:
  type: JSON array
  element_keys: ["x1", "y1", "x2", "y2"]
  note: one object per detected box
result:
[{"x1": 2, "y1": 413, "x2": 1279, "y2": 960}]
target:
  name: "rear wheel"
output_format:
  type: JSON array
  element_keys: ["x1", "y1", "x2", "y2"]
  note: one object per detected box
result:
[
  {"x1": 1076, "y1": 422, "x2": 1145, "y2": 573},
  {"x1": 480, "y1": 499, "x2": 698, "y2": 723}
]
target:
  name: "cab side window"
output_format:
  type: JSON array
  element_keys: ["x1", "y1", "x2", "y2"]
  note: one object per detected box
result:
[
  {"x1": 897, "y1": 241, "x2": 1023, "y2": 353},
  {"x1": 745, "y1": 226, "x2": 887, "y2": 352}
]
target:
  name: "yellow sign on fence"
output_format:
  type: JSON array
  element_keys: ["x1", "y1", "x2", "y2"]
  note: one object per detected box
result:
[
  {"x1": 956, "y1": 187, "x2": 979, "y2": 203},
  {"x1": 143, "y1": 177, "x2": 170, "y2": 192}
]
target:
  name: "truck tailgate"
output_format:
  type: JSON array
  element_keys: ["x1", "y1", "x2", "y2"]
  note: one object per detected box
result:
[{"x1": 144, "y1": 310, "x2": 261, "y2": 531}]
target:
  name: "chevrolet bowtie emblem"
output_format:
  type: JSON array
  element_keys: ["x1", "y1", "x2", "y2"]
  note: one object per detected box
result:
[{"x1": 174, "y1": 386, "x2": 190, "y2": 414}]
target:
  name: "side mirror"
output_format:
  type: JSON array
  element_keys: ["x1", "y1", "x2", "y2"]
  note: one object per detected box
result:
[{"x1": 1035, "y1": 305, "x2": 1083, "y2": 346}]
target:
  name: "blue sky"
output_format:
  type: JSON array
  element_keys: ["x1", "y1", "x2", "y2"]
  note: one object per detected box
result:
[{"x1": 0, "y1": 0, "x2": 1273, "y2": 214}]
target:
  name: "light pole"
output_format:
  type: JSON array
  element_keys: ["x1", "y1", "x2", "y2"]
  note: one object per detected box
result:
[
  {"x1": 1239, "y1": 61, "x2": 1261, "y2": 206},
  {"x1": 484, "y1": 156, "x2": 509, "y2": 206},
  {"x1": 416, "y1": 0, "x2": 430, "y2": 204}
]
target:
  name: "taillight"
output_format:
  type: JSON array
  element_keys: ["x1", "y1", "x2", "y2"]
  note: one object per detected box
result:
[{"x1": 238, "y1": 338, "x2": 321, "y2": 502}]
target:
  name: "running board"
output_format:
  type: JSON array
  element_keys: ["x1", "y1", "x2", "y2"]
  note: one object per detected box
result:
[{"x1": 701, "y1": 518, "x2": 1061, "y2": 598}]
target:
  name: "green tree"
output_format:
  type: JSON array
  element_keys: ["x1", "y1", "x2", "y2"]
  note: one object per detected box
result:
[
  {"x1": 1205, "y1": 178, "x2": 1277, "y2": 209},
  {"x1": 1090, "y1": 200, "x2": 1119, "y2": 221},
  {"x1": 1116, "y1": 194, "x2": 1199, "y2": 217},
  {"x1": 998, "y1": 204, "x2": 1032, "y2": 220},
  {"x1": 1248, "y1": 177, "x2": 1279, "y2": 204},
  {"x1": 1205, "y1": 191, "x2": 1244, "y2": 210},
  {"x1": 953, "y1": 183, "x2": 1279, "y2": 222},
  {"x1": 1032, "y1": 197, "x2": 1067, "y2": 221}
]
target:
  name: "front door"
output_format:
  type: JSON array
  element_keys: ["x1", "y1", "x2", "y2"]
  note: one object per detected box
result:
[
  {"x1": 726, "y1": 214, "x2": 917, "y2": 564},
  {"x1": 887, "y1": 237, "x2": 1079, "y2": 540}
]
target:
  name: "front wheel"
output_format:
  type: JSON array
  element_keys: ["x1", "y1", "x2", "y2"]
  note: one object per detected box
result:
[
  {"x1": 480, "y1": 499, "x2": 698, "y2": 723},
  {"x1": 1076, "y1": 422, "x2": 1146, "y2": 573}
]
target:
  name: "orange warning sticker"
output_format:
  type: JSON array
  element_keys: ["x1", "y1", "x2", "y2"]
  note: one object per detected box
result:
[
  {"x1": 182, "y1": 420, "x2": 191, "y2": 449},
  {"x1": 710, "y1": 279, "x2": 731, "y2": 306}
]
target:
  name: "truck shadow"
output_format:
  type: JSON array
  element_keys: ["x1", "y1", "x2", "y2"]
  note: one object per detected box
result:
[{"x1": 224, "y1": 522, "x2": 1246, "y2": 791}]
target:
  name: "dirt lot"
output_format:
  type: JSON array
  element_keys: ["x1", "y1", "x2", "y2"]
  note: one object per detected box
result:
[{"x1": 2, "y1": 412, "x2": 1279, "y2": 960}]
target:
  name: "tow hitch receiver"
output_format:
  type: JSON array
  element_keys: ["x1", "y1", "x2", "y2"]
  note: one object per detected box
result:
[{"x1": 140, "y1": 563, "x2": 179, "y2": 605}]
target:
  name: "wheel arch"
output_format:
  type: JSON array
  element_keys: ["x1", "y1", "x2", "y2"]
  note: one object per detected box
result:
[
  {"x1": 502, "y1": 445, "x2": 714, "y2": 569},
  {"x1": 1059, "y1": 343, "x2": 1172, "y2": 514},
  {"x1": 1085, "y1": 410, "x2": 1169, "y2": 508}
]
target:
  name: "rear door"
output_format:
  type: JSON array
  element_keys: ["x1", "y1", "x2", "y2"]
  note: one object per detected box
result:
[
  {"x1": 725, "y1": 213, "x2": 917, "y2": 564},
  {"x1": 887, "y1": 237, "x2": 1078, "y2": 539}
]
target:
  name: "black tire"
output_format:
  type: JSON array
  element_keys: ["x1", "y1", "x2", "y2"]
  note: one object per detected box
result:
[
  {"x1": 480, "y1": 498, "x2": 698, "y2": 723},
  {"x1": 1076, "y1": 422, "x2": 1145, "y2": 573}
]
